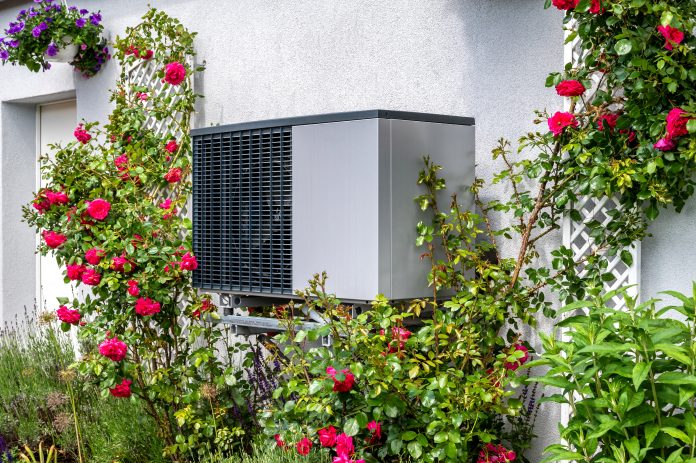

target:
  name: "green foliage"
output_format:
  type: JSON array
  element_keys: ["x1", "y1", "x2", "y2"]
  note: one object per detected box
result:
[
  {"x1": 0, "y1": 0, "x2": 108, "y2": 76},
  {"x1": 263, "y1": 273, "x2": 530, "y2": 463},
  {"x1": 0, "y1": 310, "x2": 165, "y2": 463},
  {"x1": 19, "y1": 443, "x2": 58, "y2": 463},
  {"x1": 221, "y1": 442, "x2": 332, "y2": 463},
  {"x1": 530, "y1": 286, "x2": 696, "y2": 462}
]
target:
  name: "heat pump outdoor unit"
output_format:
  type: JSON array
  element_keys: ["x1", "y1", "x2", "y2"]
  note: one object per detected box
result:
[{"x1": 191, "y1": 110, "x2": 475, "y2": 304}]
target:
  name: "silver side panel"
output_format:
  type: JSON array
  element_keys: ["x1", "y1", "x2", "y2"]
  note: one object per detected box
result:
[
  {"x1": 388, "y1": 119, "x2": 475, "y2": 299},
  {"x1": 292, "y1": 119, "x2": 382, "y2": 301}
]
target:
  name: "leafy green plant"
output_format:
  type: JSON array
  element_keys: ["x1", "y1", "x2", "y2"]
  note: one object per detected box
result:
[
  {"x1": 263, "y1": 272, "x2": 530, "y2": 463},
  {"x1": 220, "y1": 441, "x2": 332, "y2": 463},
  {"x1": 0, "y1": 0, "x2": 108, "y2": 76},
  {"x1": 530, "y1": 286, "x2": 696, "y2": 463}
]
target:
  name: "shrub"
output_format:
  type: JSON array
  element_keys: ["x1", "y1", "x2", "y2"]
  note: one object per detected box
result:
[
  {"x1": 530, "y1": 286, "x2": 696, "y2": 463},
  {"x1": 0, "y1": 309, "x2": 165, "y2": 463}
]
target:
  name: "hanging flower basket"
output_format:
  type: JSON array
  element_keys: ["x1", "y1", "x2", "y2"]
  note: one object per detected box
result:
[{"x1": 0, "y1": 0, "x2": 109, "y2": 78}]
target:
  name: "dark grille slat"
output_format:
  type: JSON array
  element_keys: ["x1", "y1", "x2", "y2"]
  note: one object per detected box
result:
[{"x1": 193, "y1": 126, "x2": 292, "y2": 294}]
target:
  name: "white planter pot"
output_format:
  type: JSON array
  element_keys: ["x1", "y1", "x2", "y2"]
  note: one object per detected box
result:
[{"x1": 45, "y1": 36, "x2": 78, "y2": 63}]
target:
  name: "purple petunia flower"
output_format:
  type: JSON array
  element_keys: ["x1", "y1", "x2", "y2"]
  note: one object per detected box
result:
[
  {"x1": 69, "y1": 6, "x2": 77, "y2": 11},
  {"x1": 33, "y1": 0, "x2": 42, "y2": 3},
  {"x1": 18, "y1": 9, "x2": 26, "y2": 17},
  {"x1": 79, "y1": 9, "x2": 88, "y2": 15},
  {"x1": 0, "y1": 49, "x2": 9, "y2": 61},
  {"x1": 45, "y1": 42, "x2": 58, "y2": 57},
  {"x1": 6, "y1": 21, "x2": 25, "y2": 35},
  {"x1": 8, "y1": 40, "x2": 19, "y2": 48},
  {"x1": 31, "y1": 26, "x2": 42, "y2": 37},
  {"x1": 38, "y1": 21, "x2": 48, "y2": 30},
  {"x1": 75, "y1": 18, "x2": 85, "y2": 28},
  {"x1": 28, "y1": 10, "x2": 38, "y2": 17},
  {"x1": 89, "y1": 12, "x2": 102, "y2": 26}
]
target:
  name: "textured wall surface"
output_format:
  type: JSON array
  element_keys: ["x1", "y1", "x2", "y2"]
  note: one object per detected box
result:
[{"x1": 0, "y1": 0, "x2": 570, "y2": 458}]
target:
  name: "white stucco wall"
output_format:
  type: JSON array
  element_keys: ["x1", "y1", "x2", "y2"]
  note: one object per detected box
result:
[{"x1": 0, "y1": 0, "x2": 572, "y2": 458}]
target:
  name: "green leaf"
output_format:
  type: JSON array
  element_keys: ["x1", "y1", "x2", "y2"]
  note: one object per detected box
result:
[
  {"x1": 407, "y1": 441, "x2": 423, "y2": 460},
  {"x1": 294, "y1": 330, "x2": 306, "y2": 343},
  {"x1": 434, "y1": 431, "x2": 448, "y2": 444},
  {"x1": 687, "y1": 119, "x2": 696, "y2": 134},
  {"x1": 344, "y1": 418, "x2": 359, "y2": 437},
  {"x1": 632, "y1": 362, "x2": 651, "y2": 390},
  {"x1": 656, "y1": 372, "x2": 696, "y2": 386},
  {"x1": 655, "y1": 344, "x2": 692, "y2": 366},
  {"x1": 401, "y1": 431, "x2": 417, "y2": 441},
  {"x1": 614, "y1": 39, "x2": 633, "y2": 56},
  {"x1": 308, "y1": 380, "x2": 323, "y2": 395},
  {"x1": 661, "y1": 427, "x2": 690, "y2": 445}
]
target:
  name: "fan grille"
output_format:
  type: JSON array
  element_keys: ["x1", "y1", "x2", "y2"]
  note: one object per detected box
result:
[{"x1": 192, "y1": 127, "x2": 292, "y2": 294}]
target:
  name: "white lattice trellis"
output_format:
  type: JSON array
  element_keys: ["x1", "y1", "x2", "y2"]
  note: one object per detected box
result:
[
  {"x1": 562, "y1": 24, "x2": 641, "y2": 310},
  {"x1": 125, "y1": 57, "x2": 192, "y2": 218}
]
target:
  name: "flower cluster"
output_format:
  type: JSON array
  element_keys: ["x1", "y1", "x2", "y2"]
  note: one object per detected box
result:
[
  {"x1": 326, "y1": 366, "x2": 355, "y2": 393},
  {"x1": 477, "y1": 443, "x2": 516, "y2": 463},
  {"x1": 0, "y1": 0, "x2": 108, "y2": 76},
  {"x1": 654, "y1": 108, "x2": 693, "y2": 152}
]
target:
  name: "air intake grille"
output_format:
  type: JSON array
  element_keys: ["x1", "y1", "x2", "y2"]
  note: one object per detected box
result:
[{"x1": 192, "y1": 127, "x2": 292, "y2": 294}]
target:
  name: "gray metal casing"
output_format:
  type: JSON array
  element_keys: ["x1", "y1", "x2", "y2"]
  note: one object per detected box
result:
[{"x1": 292, "y1": 117, "x2": 475, "y2": 301}]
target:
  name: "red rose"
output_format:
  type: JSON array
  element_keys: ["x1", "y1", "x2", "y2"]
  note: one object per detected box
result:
[
  {"x1": 135, "y1": 297, "x2": 161, "y2": 316},
  {"x1": 109, "y1": 378, "x2": 133, "y2": 398},
  {"x1": 99, "y1": 336, "x2": 128, "y2": 362},
  {"x1": 551, "y1": 0, "x2": 579, "y2": 10},
  {"x1": 86, "y1": 198, "x2": 111, "y2": 220},
  {"x1": 164, "y1": 167, "x2": 182, "y2": 183},
  {"x1": 81, "y1": 268, "x2": 102, "y2": 286},
  {"x1": 114, "y1": 154, "x2": 128, "y2": 172},
  {"x1": 163, "y1": 61, "x2": 186, "y2": 86},
  {"x1": 33, "y1": 195, "x2": 51, "y2": 214},
  {"x1": 597, "y1": 113, "x2": 619, "y2": 132},
  {"x1": 74, "y1": 124, "x2": 91, "y2": 144},
  {"x1": 127, "y1": 280, "x2": 140, "y2": 296},
  {"x1": 111, "y1": 255, "x2": 133, "y2": 273},
  {"x1": 42, "y1": 230, "x2": 67, "y2": 248},
  {"x1": 555, "y1": 79, "x2": 585, "y2": 97},
  {"x1": 547, "y1": 111, "x2": 579, "y2": 136},
  {"x1": 367, "y1": 421, "x2": 382, "y2": 444},
  {"x1": 296, "y1": 437, "x2": 312, "y2": 456},
  {"x1": 335, "y1": 434, "x2": 354, "y2": 458},
  {"x1": 140, "y1": 49, "x2": 153, "y2": 60},
  {"x1": 165, "y1": 140, "x2": 179, "y2": 154},
  {"x1": 56, "y1": 305, "x2": 81, "y2": 325},
  {"x1": 85, "y1": 248, "x2": 105, "y2": 265},
  {"x1": 274, "y1": 434, "x2": 285, "y2": 448},
  {"x1": 589, "y1": 0, "x2": 605, "y2": 14},
  {"x1": 66, "y1": 264, "x2": 86, "y2": 280},
  {"x1": 505, "y1": 344, "x2": 530, "y2": 371},
  {"x1": 326, "y1": 366, "x2": 355, "y2": 393},
  {"x1": 654, "y1": 138, "x2": 676, "y2": 151},
  {"x1": 666, "y1": 108, "x2": 689, "y2": 139},
  {"x1": 159, "y1": 199, "x2": 173, "y2": 210},
  {"x1": 318, "y1": 426, "x2": 337, "y2": 447},
  {"x1": 125, "y1": 45, "x2": 139, "y2": 56},
  {"x1": 657, "y1": 25, "x2": 685, "y2": 51},
  {"x1": 179, "y1": 252, "x2": 198, "y2": 271},
  {"x1": 46, "y1": 190, "x2": 69, "y2": 205}
]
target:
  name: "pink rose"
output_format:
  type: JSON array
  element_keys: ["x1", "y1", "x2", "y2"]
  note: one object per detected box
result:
[
  {"x1": 109, "y1": 378, "x2": 132, "y2": 398},
  {"x1": 46, "y1": 190, "x2": 69, "y2": 205},
  {"x1": 86, "y1": 198, "x2": 111, "y2": 220},
  {"x1": 318, "y1": 426, "x2": 337, "y2": 447},
  {"x1": 56, "y1": 305, "x2": 81, "y2": 325},
  {"x1": 555, "y1": 80, "x2": 585, "y2": 97},
  {"x1": 179, "y1": 252, "x2": 198, "y2": 271},
  {"x1": 335, "y1": 434, "x2": 354, "y2": 458},
  {"x1": 666, "y1": 108, "x2": 689, "y2": 139},
  {"x1": 135, "y1": 297, "x2": 161, "y2": 316},
  {"x1": 164, "y1": 167, "x2": 182, "y2": 183},
  {"x1": 165, "y1": 140, "x2": 179, "y2": 154},
  {"x1": 66, "y1": 264, "x2": 86, "y2": 280},
  {"x1": 99, "y1": 336, "x2": 128, "y2": 362},
  {"x1": 548, "y1": 111, "x2": 579, "y2": 136},
  {"x1": 296, "y1": 437, "x2": 312, "y2": 456},
  {"x1": 111, "y1": 255, "x2": 133, "y2": 273},
  {"x1": 657, "y1": 25, "x2": 685, "y2": 51},
  {"x1": 551, "y1": 0, "x2": 579, "y2": 10},
  {"x1": 654, "y1": 138, "x2": 676, "y2": 151},
  {"x1": 114, "y1": 154, "x2": 128, "y2": 172},
  {"x1": 74, "y1": 124, "x2": 91, "y2": 144},
  {"x1": 163, "y1": 61, "x2": 186, "y2": 86},
  {"x1": 42, "y1": 230, "x2": 67, "y2": 248},
  {"x1": 159, "y1": 198, "x2": 173, "y2": 210},
  {"x1": 81, "y1": 268, "x2": 102, "y2": 286},
  {"x1": 597, "y1": 113, "x2": 619, "y2": 132},
  {"x1": 85, "y1": 248, "x2": 105, "y2": 265}
]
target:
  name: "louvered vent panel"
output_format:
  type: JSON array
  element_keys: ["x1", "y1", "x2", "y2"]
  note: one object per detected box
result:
[{"x1": 193, "y1": 127, "x2": 292, "y2": 294}]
